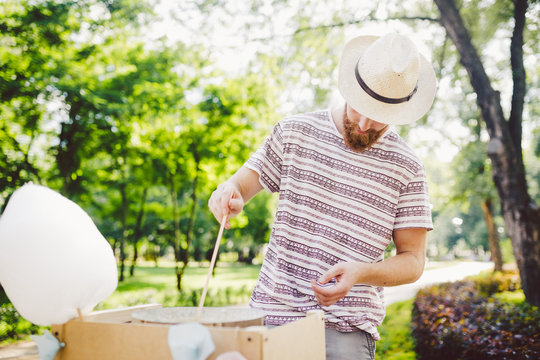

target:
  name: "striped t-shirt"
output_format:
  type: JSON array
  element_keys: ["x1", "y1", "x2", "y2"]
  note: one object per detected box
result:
[{"x1": 245, "y1": 109, "x2": 432, "y2": 340}]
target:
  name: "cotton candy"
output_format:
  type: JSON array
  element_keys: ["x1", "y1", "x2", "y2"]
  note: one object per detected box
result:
[{"x1": 0, "y1": 183, "x2": 117, "y2": 325}]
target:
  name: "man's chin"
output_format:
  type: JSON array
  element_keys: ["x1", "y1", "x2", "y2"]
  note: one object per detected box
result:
[{"x1": 344, "y1": 140, "x2": 373, "y2": 153}]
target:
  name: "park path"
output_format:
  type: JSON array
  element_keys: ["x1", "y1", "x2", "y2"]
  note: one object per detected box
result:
[
  {"x1": 0, "y1": 341, "x2": 37, "y2": 360},
  {"x1": 384, "y1": 260, "x2": 494, "y2": 305},
  {"x1": 0, "y1": 261, "x2": 493, "y2": 359}
]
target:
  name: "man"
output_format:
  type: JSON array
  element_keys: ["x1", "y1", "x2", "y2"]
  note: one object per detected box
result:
[{"x1": 208, "y1": 32, "x2": 437, "y2": 360}]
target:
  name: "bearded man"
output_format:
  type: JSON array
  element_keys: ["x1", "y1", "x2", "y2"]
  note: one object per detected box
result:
[{"x1": 208, "y1": 32, "x2": 437, "y2": 360}]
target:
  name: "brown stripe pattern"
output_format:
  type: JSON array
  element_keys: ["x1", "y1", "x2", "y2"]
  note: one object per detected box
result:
[{"x1": 245, "y1": 110, "x2": 432, "y2": 340}]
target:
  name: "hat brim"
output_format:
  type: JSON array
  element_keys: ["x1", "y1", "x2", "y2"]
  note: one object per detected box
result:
[{"x1": 338, "y1": 36, "x2": 437, "y2": 125}]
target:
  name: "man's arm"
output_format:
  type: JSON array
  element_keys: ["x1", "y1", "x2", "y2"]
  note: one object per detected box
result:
[
  {"x1": 311, "y1": 228, "x2": 427, "y2": 306},
  {"x1": 208, "y1": 167, "x2": 263, "y2": 229}
]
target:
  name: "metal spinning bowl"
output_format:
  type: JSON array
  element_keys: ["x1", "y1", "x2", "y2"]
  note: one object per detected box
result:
[{"x1": 131, "y1": 307, "x2": 266, "y2": 327}]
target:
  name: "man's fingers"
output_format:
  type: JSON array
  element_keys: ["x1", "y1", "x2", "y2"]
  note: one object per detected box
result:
[
  {"x1": 312, "y1": 273, "x2": 354, "y2": 307},
  {"x1": 220, "y1": 189, "x2": 232, "y2": 214},
  {"x1": 209, "y1": 191, "x2": 226, "y2": 222},
  {"x1": 317, "y1": 264, "x2": 344, "y2": 285},
  {"x1": 317, "y1": 274, "x2": 337, "y2": 286},
  {"x1": 209, "y1": 184, "x2": 245, "y2": 228},
  {"x1": 228, "y1": 198, "x2": 243, "y2": 214},
  {"x1": 311, "y1": 280, "x2": 340, "y2": 306}
]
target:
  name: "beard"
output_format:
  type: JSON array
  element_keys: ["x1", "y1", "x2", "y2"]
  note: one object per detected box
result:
[{"x1": 342, "y1": 108, "x2": 387, "y2": 153}]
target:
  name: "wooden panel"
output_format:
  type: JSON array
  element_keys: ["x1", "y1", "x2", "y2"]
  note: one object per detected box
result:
[
  {"x1": 53, "y1": 322, "x2": 171, "y2": 360},
  {"x1": 51, "y1": 306, "x2": 326, "y2": 360},
  {"x1": 207, "y1": 327, "x2": 264, "y2": 360},
  {"x1": 263, "y1": 311, "x2": 326, "y2": 360}
]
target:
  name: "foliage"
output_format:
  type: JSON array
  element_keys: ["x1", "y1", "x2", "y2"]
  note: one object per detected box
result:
[
  {"x1": 2, "y1": 0, "x2": 539, "y2": 281},
  {"x1": 412, "y1": 271, "x2": 540, "y2": 360},
  {"x1": 500, "y1": 238, "x2": 516, "y2": 264},
  {"x1": 1, "y1": 0, "x2": 539, "y2": 353},
  {"x1": 0, "y1": 302, "x2": 44, "y2": 344},
  {"x1": 377, "y1": 298, "x2": 416, "y2": 360},
  {"x1": 0, "y1": 0, "x2": 281, "y2": 290},
  {"x1": 471, "y1": 270, "x2": 521, "y2": 297}
]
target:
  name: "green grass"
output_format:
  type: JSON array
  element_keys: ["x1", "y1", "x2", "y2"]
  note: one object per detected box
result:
[
  {"x1": 98, "y1": 262, "x2": 261, "y2": 309},
  {"x1": 376, "y1": 299, "x2": 416, "y2": 360},
  {"x1": 493, "y1": 289, "x2": 525, "y2": 305},
  {"x1": 110, "y1": 262, "x2": 260, "y2": 294}
]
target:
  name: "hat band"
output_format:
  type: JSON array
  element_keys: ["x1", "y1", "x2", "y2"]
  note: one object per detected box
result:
[{"x1": 355, "y1": 61, "x2": 418, "y2": 104}]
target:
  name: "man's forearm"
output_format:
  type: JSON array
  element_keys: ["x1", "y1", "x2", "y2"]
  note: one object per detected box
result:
[
  {"x1": 353, "y1": 251, "x2": 425, "y2": 287},
  {"x1": 226, "y1": 166, "x2": 263, "y2": 203}
]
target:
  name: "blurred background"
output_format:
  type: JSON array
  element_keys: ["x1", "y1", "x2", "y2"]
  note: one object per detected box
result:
[
  {"x1": 1, "y1": 0, "x2": 539, "y2": 311},
  {"x1": 2, "y1": 1, "x2": 540, "y2": 357}
]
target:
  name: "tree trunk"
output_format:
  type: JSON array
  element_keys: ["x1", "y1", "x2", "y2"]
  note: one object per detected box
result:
[
  {"x1": 434, "y1": 0, "x2": 540, "y2": 306},
  {"x1": 178, "y1": 146, "x2": 201, "y2": 292},
  {"x1": 58, "y1": 99, "x2": 84, "y2": 197},
  {"x1": 130, "y1": 187, "x2": 148, "y2": 277},
  {"x1": 480, "y1": 198, "x2": 503, "y2": 271},
  {"x1": 118, "y1": 181, "x2": 127, "y2": 282},
  {"x1": 130, "y1": 242, "x2": 138, "y2": 277},
  {"x1": 169, "y1": 175, "x2": 183, "y2": 291}
]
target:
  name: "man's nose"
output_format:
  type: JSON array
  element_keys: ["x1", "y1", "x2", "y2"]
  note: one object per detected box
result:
[{"x1": 358, "y1": 115, "x2": 372, "y2": 131}]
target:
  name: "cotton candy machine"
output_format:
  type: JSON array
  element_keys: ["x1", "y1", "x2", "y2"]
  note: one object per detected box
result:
[{"x1": 49, "y1": 305, "x2": 325, "y2": 360}]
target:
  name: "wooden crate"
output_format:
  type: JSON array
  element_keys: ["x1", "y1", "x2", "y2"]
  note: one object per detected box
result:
[{"x1": 51, "y1": 305, "x2": 325, "y2": 360}]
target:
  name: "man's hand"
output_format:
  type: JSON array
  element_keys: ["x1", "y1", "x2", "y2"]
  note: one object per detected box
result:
[
  {"x1": 311, "y1": 228, "x2": 427, "y2": 306},
  {"x1": 311, "y1": 262, "x2": 364, "y2": 306},
  {"x1": 208, "y1": 182, "x2": 245, "y2": 229},
  {"x1": 208, "y1": 167, "x2": 263, "y2": 229}
]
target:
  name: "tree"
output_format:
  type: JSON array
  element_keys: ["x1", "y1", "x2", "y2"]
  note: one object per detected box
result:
[
  {"x1": 0, "y1": 0, "x2": 78, "y2": 203},
  {"x1": 51, "y1": 1, "x2": 154, "y2": 199},
  {"x1": 154, "y1": 70, "x2": 280, "y2": 291},
  {"x1": 231, "y1": 191, "x2": 275, "y2": 263},
  {"x1": 1, "y1": 0, "x2": 282, "y2": 295},
  {"x1": 451, "y1": 140, "x2": 503, "y2": 270},
  {"x1": 480, "y1": 197, "x2": 503, "y2": 269},
  {"x1": 434, "y1": 0, "x2": 540, "y2": 305}
]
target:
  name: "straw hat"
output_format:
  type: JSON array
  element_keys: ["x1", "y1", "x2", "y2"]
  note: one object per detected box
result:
[{"x1": 338, "y1": 33, "x2": 437, "y2": 125}]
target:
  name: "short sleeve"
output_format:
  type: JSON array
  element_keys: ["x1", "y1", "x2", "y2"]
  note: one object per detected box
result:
[
  {"x1": 394, "y1": 166, "x2": 433, "y2": 231},
  {"x1": 244, "y1": 122, "x2": 284, "y2": 193}
]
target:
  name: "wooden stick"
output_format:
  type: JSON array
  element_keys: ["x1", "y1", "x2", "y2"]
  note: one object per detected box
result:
[
  {"x1": 196, "y1": 214, "x2": 228, "y2": 322},
  {"x1": 77, "y1": 307, "x2": 84, "y2": 321}
]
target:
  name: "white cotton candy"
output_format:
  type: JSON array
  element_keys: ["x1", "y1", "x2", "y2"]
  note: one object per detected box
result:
[
  {"x1": 0, "y1": 183, "x2": 117, "y2": 326},
  {"x1": 168, "y1": 323, "x2": 215, "y2": 360}
]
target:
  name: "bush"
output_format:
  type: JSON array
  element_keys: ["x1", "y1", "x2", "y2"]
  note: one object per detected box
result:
[
  {"x1": 0, "y1": 303, "x2": 43, "y2": 344},
  {"x1": 412, "y1": 271, "x2": 540, "y2": 359},
  {"x1": 474, "y1": 270, "x2": 521, "y2": 297}
]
